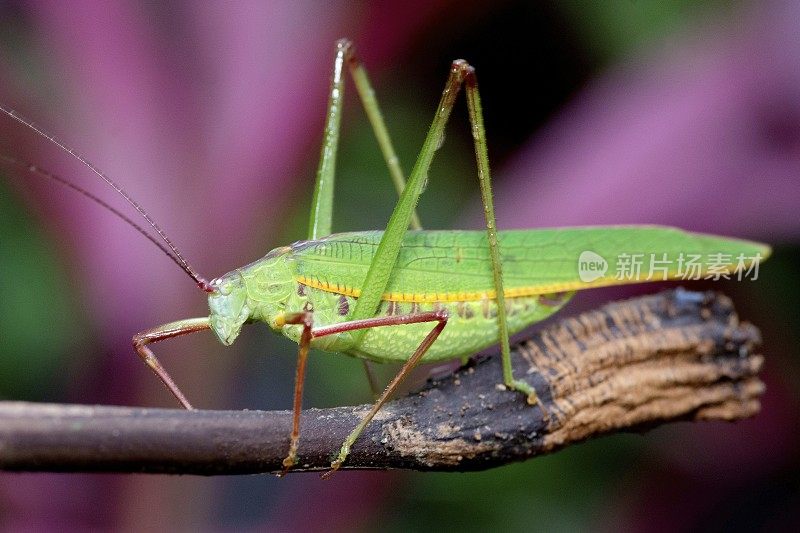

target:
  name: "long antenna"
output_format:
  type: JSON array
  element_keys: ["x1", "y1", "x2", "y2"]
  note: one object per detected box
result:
[{"x1": 0, "y1": 104, "x2": 214, "y2": 293}]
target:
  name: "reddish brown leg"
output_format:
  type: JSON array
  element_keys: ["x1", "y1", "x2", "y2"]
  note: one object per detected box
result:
[
  {"x1": 320, "y1": 310, "x2": 449, "y2": 478},
  {"x1": 132, "y1": 317, "x2": 212, "y2": 410},
  {"x1": 278, "y1": 312, "x2": 314, "y2": 476},
  {"x1": 277, "y1": 310, "x2": 449, "y2": 476}
]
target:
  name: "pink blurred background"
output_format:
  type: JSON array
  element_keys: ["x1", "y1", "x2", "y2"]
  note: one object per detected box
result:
[{"x1": 0, "y1": 1, "x2": 798, "y2": 530}]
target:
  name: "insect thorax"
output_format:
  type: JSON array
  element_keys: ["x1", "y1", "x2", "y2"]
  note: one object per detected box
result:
[{"x1": 207, "y1": 246, "x2": 296, "y2": 345}]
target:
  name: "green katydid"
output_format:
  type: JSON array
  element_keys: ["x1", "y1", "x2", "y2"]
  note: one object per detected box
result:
[{"x1": 0, "y1": 39, "x2": 770, "y2": 477}]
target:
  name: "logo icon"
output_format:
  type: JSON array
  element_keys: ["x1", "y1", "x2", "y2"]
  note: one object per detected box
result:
[{"x1": 578, "y1": 251, "x2": 608, "y2": 282}]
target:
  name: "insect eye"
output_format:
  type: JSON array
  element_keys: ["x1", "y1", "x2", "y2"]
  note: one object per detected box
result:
[{"x1": 217, "y1": 281, "x2": 233, "y2": 296}]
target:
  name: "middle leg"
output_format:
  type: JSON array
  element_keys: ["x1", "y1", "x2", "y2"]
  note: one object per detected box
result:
[{"x1": 278, "y1": 309, "x2": 449, "y2": 475}]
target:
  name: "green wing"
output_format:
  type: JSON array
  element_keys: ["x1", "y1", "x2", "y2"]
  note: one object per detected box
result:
[{"x1": 289, "y1": 226, "x2": 770, "y2": 301}]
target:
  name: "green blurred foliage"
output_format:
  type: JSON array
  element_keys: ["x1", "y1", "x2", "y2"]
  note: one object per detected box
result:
[
  {"x1": 562, "y1": 0, "x2": 739, "y2": 61},
  {"x1": 0, "y1": 176, "x2": 85, "y2": 400}
]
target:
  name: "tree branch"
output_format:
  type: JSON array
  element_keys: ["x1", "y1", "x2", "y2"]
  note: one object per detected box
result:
[{"x1": 0, "y1": 289, "x2": 764, "y2": 475}]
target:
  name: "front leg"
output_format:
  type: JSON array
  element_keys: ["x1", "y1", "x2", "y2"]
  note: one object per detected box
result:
[{"x1": 132, "y1": 317, "x2": 212, "y2": 409}]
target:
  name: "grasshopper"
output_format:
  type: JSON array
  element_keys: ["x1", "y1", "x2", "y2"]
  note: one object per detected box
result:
[{"x1": 0, "y1": 39, "x2": 769, "y2": 476}]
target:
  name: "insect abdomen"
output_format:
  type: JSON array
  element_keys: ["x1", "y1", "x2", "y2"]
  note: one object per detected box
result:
[{"x1": 349, "y1": 292, "x2": 572, "y2": 363}]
